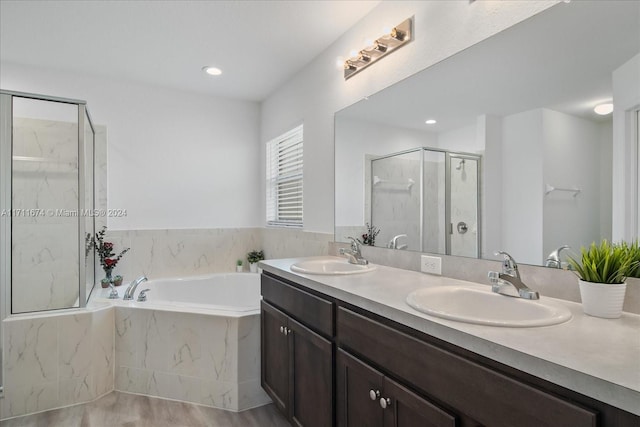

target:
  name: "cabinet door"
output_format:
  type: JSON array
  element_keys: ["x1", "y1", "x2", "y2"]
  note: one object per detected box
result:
[
  {"x1": 261, "y1": 301, "x2": 290, "y2": 415},
  {"x1": 382, "y1": 377, "x2": 456, "y2": 427},
  {"x1": 337, "y1": 349, "x2": 384, "y2": 427},
  {"x1": 289, "y1": 317, "x2": 333, "y2": 427}
]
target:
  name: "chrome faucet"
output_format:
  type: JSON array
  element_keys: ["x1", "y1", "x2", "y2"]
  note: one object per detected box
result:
[
  {"x1": 388, "y1": 234, "x2": 408, "y2": 250},
  {"x1": 340, "y1": 237, "x2": 369, "y2": 265},
  {"x1": 123, "y1": 276, "x2": 148, "y2": 301},
  {"x1": 545, "y1": 245, "x2": 570, "y2": 269},
  {"x1": 488, "y1": 251, "x2": 539, "y2": 300}
]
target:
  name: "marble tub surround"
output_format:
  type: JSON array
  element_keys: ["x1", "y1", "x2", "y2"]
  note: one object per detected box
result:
[
  {"x1": 105, "y1": 227, "x2": 332, "y2": 280},
  {"x1": 261, "y1": 257, "x2": 640, "y2": 415},
  {"x1": 114, "y1": 306, "x2": 268, "y2": 411},
  {"x1": 0, "y1": 305, "x2": 114, "y2": 420},
  {"x1": 329, "y1": 242, "x2": 640, "y2": 315}
]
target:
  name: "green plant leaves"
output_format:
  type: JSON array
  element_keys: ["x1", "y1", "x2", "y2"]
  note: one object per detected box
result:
[{"x1": 567, "y1": 240, "x2": 639, "y2": 284}]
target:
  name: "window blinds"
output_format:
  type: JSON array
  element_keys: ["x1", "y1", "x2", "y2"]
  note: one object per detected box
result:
[{"x1": 266, "y1": 125, "x2": 303, "y2": 227}]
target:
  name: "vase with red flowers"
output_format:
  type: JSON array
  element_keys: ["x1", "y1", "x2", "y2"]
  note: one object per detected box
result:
[{"x1": 94, "y1": 226, "x2": 130, "y2": 287}]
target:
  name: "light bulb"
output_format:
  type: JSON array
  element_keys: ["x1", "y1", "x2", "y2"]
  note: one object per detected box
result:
[{"x1": 425, "y1": 119, "x2": 437, "y2": 125}]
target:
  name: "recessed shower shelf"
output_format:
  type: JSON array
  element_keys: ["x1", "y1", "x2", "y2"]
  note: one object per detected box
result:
[{"x1": 545, "y1": 184, "x2": 581, "y2": 197}]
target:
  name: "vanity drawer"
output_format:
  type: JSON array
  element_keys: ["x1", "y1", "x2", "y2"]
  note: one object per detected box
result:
[
  {"x1": 261, "y1": 273, "x2": 334, "y2": 338},
  {"x1": 337, "y1": 307, "x2": 597, "y2": 427}
]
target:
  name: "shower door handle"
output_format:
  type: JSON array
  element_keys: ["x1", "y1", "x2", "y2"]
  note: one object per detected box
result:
[{"x1": 457, "y1": 222, "x2": 468, "y2": 234}]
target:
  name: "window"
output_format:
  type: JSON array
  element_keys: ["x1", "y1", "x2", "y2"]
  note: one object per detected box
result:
[{"x1": 266, "y1": 125, "x2": 303, "y2": 227}]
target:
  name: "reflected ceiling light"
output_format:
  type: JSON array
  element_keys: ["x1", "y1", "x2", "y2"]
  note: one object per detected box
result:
[
  {"x1": 594, "y1": 103, "x2": 613, "y2": 115},
  {"x1": 202, "y1": 66, "x2": 222, "y2": 76},
  {"x1": 425, "y1": 119, "x2": 437, "y2": 125},
  {"x1": 342, "y1": 17, "x2": 413, "y2": 80}
]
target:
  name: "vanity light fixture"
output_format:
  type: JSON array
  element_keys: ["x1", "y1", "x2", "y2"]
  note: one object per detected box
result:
[
  {"x1": 594, "y1": 103, "x2": 613, "y2": 115},
  {"x1": 425, "y1": 119, "x2": 437, "y2": 125},
  {"x1": 342, "y1": 17, "x2": 413, "y2": 80},
  {"x1": 202, "y1": 66, "x2": 222, "y2": 76}
]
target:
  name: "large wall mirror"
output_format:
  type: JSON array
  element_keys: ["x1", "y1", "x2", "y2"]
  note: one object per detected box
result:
[{"x1": 335, "y1": 1, "x2": 639, "y2": 267}]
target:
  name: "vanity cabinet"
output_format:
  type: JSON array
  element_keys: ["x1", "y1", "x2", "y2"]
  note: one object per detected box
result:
[
  {"x1": 261, "y1": 274, "x2": 334, "y2": 427},
  {"x1": 337, "y1": 349, "x2": 456, "y2": 427}
]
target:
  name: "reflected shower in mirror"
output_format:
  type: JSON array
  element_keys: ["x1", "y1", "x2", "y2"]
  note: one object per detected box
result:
[{"x1": 334, "y1": 1, "x2": 640, "y2": 267}]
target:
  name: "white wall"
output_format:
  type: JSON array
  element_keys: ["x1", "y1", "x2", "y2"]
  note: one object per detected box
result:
[
  {"x1": 0, "y1": 62, "x2": 261, "y2": 230},
  {"x1": 261, "y1": 0, "x2": 558, "y2": 233}
]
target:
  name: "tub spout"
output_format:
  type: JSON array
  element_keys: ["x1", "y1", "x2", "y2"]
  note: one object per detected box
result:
[{"x1": 123, "y1": 276, "x2": 148, "y2": 301}]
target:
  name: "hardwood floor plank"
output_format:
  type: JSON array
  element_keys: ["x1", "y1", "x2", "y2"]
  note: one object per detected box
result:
[{"x1": 0, "y1": 392, "x2": 291, "y2": 427}]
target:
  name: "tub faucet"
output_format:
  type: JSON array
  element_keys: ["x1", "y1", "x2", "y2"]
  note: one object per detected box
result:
[
  {"x1": 545, "y1": 245, "x2": 570, "y2": 269},
  {"x1": 340, "y1": 237, "x2": 369, "y2": 265},
  {"x1": 123, "y1": 276, "x2": 148, "y2": 301},
  {"x1": 488, "y1": 251, "x2": 539, "y2": 300}
]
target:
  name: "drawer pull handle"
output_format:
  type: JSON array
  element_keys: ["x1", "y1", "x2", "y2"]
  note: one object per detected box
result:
[
  {"x1": 379, "y1": 397, "x2": 391, "y2": 409},
  {"x1": 369, "y1": 389, "x2": 380, "y2": 401}
]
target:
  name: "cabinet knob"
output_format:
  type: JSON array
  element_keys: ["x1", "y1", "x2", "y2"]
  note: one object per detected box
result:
[
  {"x1": 379, "y1": 397, "x2": 391, "y2": 409},
  {"x1": 280, "y1": 326, "x2": 285, "y2": 334},
  {"x1": 369, "y1": 389, "x2": 380, "y2": 401},
  {"x1": 283, "y1": 327, "x2": 292, "y2": 336}
]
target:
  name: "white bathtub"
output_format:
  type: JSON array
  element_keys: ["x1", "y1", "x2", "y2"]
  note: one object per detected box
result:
[
  {"x1": 92, "y1": 272, "x2": 270, "y2": 411},
  {"x1": 94, "y1": 272, "x2": 261, "y2": 315}
]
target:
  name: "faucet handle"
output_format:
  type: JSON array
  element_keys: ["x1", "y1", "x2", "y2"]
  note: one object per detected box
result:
[
  {"x1": 346, "y1": 236, "x2": 360, "y2": 251},
  {"x1": 108, "y1": 282, "x2": 119, "y2": 299},
  {"x1": 137, "y1": 289, "x2": 150, "y2": 302}
]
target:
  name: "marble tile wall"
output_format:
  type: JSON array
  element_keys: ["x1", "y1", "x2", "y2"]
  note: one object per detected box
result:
[
  {"x1": 104, "y1": 227, "x2": 333, "y2": 282},
  {"x1": 0, "y1": 305, "x2": 114, "y2": 420},
  {"x1": 114, "y1": 307, "x2": 269, "y2": 411},
  {"x1": 11, "y1": 118, "x2": 80, "y2": 313}
]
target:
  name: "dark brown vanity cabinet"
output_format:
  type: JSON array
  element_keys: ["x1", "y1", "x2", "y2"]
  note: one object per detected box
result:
[
  {"x1": 337, "y1": 349, "x2": 456, "y2": 427},
  {"x1": 261, "y1": 274, "x2": 334, "y2": 427}
]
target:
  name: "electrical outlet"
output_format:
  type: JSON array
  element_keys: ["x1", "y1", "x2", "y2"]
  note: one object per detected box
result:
[{"x1": 421, "y1": 255, "x2": 442, "y2": 275}]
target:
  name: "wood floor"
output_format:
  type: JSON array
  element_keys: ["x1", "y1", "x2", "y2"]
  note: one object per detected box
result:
[{"x1": 0, "y1": 391, "x2": 291, "y2": 427}]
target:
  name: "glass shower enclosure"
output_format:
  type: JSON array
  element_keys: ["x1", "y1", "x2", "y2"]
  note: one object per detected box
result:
[
  {"x1": 0, "y1": 90, "x2": 97, "y2": 394},
  {"x1": 369, "y1": 147, "x2": 481, "y2": 257}
]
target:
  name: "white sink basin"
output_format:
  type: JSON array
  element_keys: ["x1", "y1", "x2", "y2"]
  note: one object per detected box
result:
[
  {"x1": 406, "y1": 285, "x2": 572, "y2": 327},
  {"x1": 290, "y1": 257, "x2": 376, "y2": 275}
]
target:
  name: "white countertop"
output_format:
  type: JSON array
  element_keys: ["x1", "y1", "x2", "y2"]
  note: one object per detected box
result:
[{"x1": 260, "y1": 257, "x2": 640, "y2": 416}]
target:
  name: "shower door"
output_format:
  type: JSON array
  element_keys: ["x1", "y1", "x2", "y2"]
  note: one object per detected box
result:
[{"x1": 446, "y1": 153, "x2": 481, "y2": 258}]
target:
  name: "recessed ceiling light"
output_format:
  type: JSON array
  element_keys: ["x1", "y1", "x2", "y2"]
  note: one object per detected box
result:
[
  {"x1": 594, "y1": 103, "x2": 613, "y2": 115},
  {"x1": 425, "y1": 119, "x2": 437, "y2": 125},
  {"x1": 202, "y1": 66, "x2": 222, "y2": 76}
]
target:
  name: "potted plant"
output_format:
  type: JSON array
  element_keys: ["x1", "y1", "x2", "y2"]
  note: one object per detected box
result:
[
  {"x1": 247, "y1": 250, "x2": 264, "y2": 273},
  {"x1": 93, "y1": 226, "x2": 130, "y2": 287},
  {"x1": 618, "y1": 240, "x2": 640, "y2": 279},
  {"x1": 236, "y1": 259, "x2": 244, "y2": 272},
  {"x1": 568, "y1": 240, "x2": 636, "y2": 318}
]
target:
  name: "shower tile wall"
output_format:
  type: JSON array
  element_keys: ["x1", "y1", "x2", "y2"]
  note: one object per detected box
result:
[
  {"x1": 371, "y1": 157, "x2": 421, "y2": 250},
  {"x1": 450, "y1": 158, "x2": 479, "y2": 258},
  {"x1": 11, "y1": 118, "x2": 80, "y2": 313},
  {"x1": 0, "y1": 306, "x2": 114, "y2": 419}
]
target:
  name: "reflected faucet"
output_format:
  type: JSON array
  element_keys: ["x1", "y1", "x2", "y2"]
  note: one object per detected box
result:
[
  {"x1": 123, "y1": 276, "x2": 148, "y2": 301},
  {"x1": 488, "y1": 251, "x2": 539, "y2": 300},
  {"x1": 340, "y1": 237, "x2": 369, "y2": 265},
  {"x1": 388, "y1": 234, "x2": 408, "y2": 250},
  {"x1": 545, "y1": 245, "x2": 570, "y2": 269}
]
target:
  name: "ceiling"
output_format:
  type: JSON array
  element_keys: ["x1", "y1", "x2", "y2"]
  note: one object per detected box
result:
[
  {"x1": 339, "y1": 1, "x2": 639, "y2": 133},
  {"x1": 0, "y1": 0, "x2": 380, "y2": 101}
]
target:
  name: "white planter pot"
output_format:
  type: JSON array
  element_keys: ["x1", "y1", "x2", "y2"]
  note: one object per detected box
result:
[
  {"x1": 236, "y1": 265, "x2": 243, "y2": 273},
  {"x1": 578, "y1": 280, "x2": 627, "y2": 319},
  {"x1": 249, "y1": 262, "x2": 258, "y2": 273}
]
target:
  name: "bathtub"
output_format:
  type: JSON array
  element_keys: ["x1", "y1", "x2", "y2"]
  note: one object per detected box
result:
[
  {"x1": 91, "y1": 272, "x2": 270, "y2": 411},
  {"x1": 94, "y1": 272, "x2": 261, "y2": 315}
]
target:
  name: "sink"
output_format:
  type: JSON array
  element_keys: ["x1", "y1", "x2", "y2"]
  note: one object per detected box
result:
[
  {"x1": 406, "y1": 285, "x2": 571, "y2": 327},
  {"x1": 290, "y1": 257, "x2": 376, "y2": 275}
]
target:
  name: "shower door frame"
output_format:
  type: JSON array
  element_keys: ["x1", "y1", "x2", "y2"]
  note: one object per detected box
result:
[
  {"x1": 445, "y1": 152, "x2": 482, "y2": 258},
  {"x1": 0, "y1": 90, "x2": 96, "y2": 396}
]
